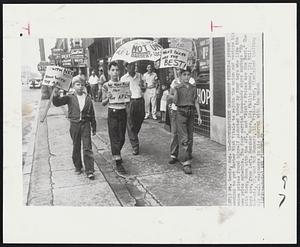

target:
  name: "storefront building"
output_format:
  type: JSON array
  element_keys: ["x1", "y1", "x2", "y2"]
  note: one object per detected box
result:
[{"x1": 86, "y1": 37, "x2": 226, "y2": 145}]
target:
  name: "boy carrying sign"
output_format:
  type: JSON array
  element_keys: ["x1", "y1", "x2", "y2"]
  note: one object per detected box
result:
[
  {"x1": 102, "y1": 62, "x2": 131, "y2": 175},
  {"x1": 52, "y1": 75, "x2": 96, "y2": 180},
  {"x1": 169, "y1": 67, "x2": 202, "y2": 174}
]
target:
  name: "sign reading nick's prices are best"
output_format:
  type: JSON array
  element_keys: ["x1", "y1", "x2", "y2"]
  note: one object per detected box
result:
[
  {"x1": 42, "y1": 66, "x2": 73, "y2": 91},
  {"x1": 107, "y1": 81, "x2": 130, "y2": 104},
  {"x1": 159, "y1": 48, "x2": 189, "y2": 69}
]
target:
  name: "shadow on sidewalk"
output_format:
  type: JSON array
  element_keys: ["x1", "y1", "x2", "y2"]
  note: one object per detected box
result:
[{"x1": 93, "y1": 102, "x2": 227, "y2": 206}]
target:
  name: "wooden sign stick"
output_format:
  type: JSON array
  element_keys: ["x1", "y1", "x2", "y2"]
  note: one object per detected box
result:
[{"x1": 40, "y1": 87, "x2": 56, "y2": 123}]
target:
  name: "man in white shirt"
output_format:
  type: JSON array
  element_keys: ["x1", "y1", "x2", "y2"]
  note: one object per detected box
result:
[
  {"x1": 97, "y1": 67, "x2": 107, "y2": 102},
  {"x1": 88, "y1": 69, "x2": 99, "y2": 101},
  {"x1": 121, "y1": 62, "x2": 146, "y2": 155},
  {"x1": 143, "y1": 64, "x2": 158, "y2": 120}
]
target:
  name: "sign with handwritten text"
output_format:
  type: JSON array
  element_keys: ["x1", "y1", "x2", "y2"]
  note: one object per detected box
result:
[
  {"x1": 106, "y1": 81, "x2": 130, "y2": 104},
  {"x1": 159, "y1": 48, "x2": 189, "y2": 69},
  {"x1": 42, "y1": 66, "x2": 73, "y2": 91}
]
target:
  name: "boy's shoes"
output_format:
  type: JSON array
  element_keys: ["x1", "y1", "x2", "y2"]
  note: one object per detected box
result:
[
  {"x1": 75, "y1": 169, "x2": 82, "y2": 175},
  {"x1": 144, "y1": 114, "x2": 150, "y2": 119},
  {"x1": 183, "y1": 165, "x2": 192, "y2": 174},
  {"x1": 132, "y1": 150, "x2": 139, "y2": 155},
  {"x1": 168, "y1": 158, "x2": 179, "y2": 164},
  {"x1": 87, "y1": 173, "x2": 95, "y2": 180},
  {"x1": 116, "y1": 161, "x2": 126, "y2": 175},
  {"x1": 152, "y1": 115, "x2": 157, "y2": 120}
]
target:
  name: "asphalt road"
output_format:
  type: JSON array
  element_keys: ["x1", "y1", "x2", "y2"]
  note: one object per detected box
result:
[{"x1": 22, "y1": 85, "x2": 41, "y2": 166}]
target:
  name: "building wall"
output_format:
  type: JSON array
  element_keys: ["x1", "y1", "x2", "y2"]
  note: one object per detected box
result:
[{"x1": 210, "y1": 37, "x2": 226, "y2": 145}]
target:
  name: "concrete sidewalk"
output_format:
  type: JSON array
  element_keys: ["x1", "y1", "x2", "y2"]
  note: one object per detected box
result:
[
  {"x1": 24, "y1": 100, "x2": 226, "y2": 206},
  {"x1": 93, "y1": 102, "x2": 227, "y2": 206},
  {"x1": 25, "y1": 100, "x2": 120, "y2": 206}
]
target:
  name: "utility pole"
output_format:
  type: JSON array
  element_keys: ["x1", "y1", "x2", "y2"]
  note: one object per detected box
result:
[{"x1": 39, "y1": 38, "x2": 46, "y2": 61}]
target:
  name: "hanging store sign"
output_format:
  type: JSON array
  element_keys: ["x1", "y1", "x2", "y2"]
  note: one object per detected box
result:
[{"x1": 70, "y1": 48, "x2": 84, "y2": 55}]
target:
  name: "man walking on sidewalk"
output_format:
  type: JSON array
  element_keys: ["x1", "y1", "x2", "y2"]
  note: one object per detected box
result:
[
  {"x1": 143, "y1": 64, "x2": 158, "y2": 120},
  {"x1": 52, "y1": 76, "x2": 96, "y2": 179},
  {"x1": 121, "y1": 62, "x2": 146, "y2": 155},
  {"x1": 88, "y1": 69, "x2": 99, "y2": 101}
]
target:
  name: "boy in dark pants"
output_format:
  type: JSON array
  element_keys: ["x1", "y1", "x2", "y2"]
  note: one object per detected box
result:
[
  {"x1": 52, "y1": 75, "x2": 96, "y2": 179},
  {"x1": 121, "y1": 62, "x2": 146, "y2": 155},
  {"x1": 170, "y1": 67, "x2": 202, "y2": 174},
  {"x1": 102, "y1": 62, "x2": 129, "y2": 174}
]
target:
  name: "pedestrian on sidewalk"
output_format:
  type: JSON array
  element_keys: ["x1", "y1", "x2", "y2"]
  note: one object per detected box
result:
[
  {"x1": 159, "y1": 83, "x2": 170, "y2": 123},
  {"x1": 121, "y1": 62, "x2": 146, "y2": 155},
  {"x1": 97, "y1": 67, "x2": 107, "y2": 102},
  {"x1": 168, "y1": 67, "x2": 202, "y2": 174},
  {"x1": 167, "y1": 73, "x2": 196, "y2": 166},
  {"x1": 88, "y1": 69, "x2": 99, "y2": 101},
  {"x1": 102, "y1": 61, "x2": 129, "y2": 174},
  {"x1": 52, "y1": 76, "x2": 96, "y2": 180},
  {"x1": 143, "y1": 64, "x2": 158, "y2": 120}
]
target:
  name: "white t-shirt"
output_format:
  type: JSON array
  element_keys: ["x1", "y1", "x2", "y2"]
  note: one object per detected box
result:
[
  {"x1": 120, "y1": 72, "x2": 143, "y2": 99},
  {"x1": 88, "y1": 75, "x2": 99, "y2": 85},
  {"x1": 143, "y1": 72, "x2": 158, "y2": 89},
  {"x1": 170, "y1": 77, "x2": 196, "y2": 110},
  {"x1": 76, "y1": 93, "x2": 86, "y2": 112}
]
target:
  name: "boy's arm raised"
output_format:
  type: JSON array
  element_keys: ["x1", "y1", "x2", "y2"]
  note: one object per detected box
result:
[{"x1": 52, "y1": 87, "x2": 69, "y2": 106}]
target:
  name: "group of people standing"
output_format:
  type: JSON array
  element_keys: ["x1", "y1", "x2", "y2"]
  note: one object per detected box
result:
[{"x1": 52, "y1": 61, "x2": 202, "y2": 179}]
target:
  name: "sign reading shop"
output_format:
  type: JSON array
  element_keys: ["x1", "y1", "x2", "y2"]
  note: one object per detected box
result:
[{"x1": 196, "y1": 83, "x2": 210, "y2": 111}]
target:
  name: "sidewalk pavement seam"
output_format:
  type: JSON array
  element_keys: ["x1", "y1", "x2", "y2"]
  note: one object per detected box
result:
[
  {"x1": 23, "y1": 95, "x2": 42, "y2": 205},
  {"x1": 134, "y1": 177, "x2": 163, "y2": 206},
  {"x1": 92, "y1": 146, "x2": 128, "y2": 206},
  {"x1": 46, "y1": 115, "x2": 55, "y2": 206}
]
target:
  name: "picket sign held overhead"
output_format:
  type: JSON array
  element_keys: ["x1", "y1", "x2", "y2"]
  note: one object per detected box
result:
[
  {"x1": 159, "y1": 48, "x2": 189, "y2": 70},
  {"x1": 42, "y1": 66, "x2": 74, "y2": 91}
]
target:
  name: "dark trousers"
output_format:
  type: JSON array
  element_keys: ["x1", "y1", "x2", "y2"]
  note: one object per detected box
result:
[
  {"x1": 69, "y1": 121, "x2": 94, "y2": 174},
  {"x1": 176, "y1": 106, "x2": 194, "y2": 165},
  {"x1": 170, "y1": 109, "x2": 193, "y2": 159},
  {"x1": 90, "y1": 84, "x2": 98, "y2": 100},
  {"x1": 170, "y1": 109, "x2": 179, "y2": 159},
  {"x1": 126, "y1": 98, "x2": 145, "y2": 152},
  {"x1": 108, "y1": 108, "x2": 127, "y2": 160}
]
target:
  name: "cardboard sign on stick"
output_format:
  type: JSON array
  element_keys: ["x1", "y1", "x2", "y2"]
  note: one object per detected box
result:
[
  {"x1": 107, "y1": 81, "x2": 130, "y2": 104},
  {"x1": 159, "y1": 48, "x2": 189, "y2": 69},
  {"x1": 42, "y1": 66, "x2": 73, "y2": 91}
]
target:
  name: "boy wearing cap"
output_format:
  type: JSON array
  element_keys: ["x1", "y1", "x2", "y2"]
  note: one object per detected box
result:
[{"x1": 52, "y1": 75, "x2": 96, "y2": 179}]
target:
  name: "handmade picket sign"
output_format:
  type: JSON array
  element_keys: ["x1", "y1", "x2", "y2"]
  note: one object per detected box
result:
[
  {"x1": 40, "y1": 66, "x2": 74, "y2": 122},
  {"x1": 106, "y1": 81, "x2": 131, "y2": 104}
]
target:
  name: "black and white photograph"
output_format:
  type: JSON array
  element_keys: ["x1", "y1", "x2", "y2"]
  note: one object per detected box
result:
[{"x1": 3, "y1": 3, "x2": 296, "y2": 244}]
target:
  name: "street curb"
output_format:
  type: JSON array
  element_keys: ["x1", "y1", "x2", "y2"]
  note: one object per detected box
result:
[{"x1": 22, "y1": 94, "x2": 45, "y2": 205}]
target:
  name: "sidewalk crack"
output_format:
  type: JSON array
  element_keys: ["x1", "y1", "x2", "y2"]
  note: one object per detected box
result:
[{"x1": 45, "y1": 118, "x2": 54, "y2": 206}]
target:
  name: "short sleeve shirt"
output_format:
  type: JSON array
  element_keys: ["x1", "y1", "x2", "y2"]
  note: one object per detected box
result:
[
  {"x1": 143, "y1": 72, "x2": 158, "y2": 88},
  {"x1": 174, "y1": 83, "x2": 197, "y2": 106},
  {"x1": 170, "y1": 77, "x2": 196, "y2": 110},
  {"x1": 88, "y1": 75, "x2": 99, "y2": 85},
  {"x1": 120, "y1": 72, "x2": 143, "y2": 99}
]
